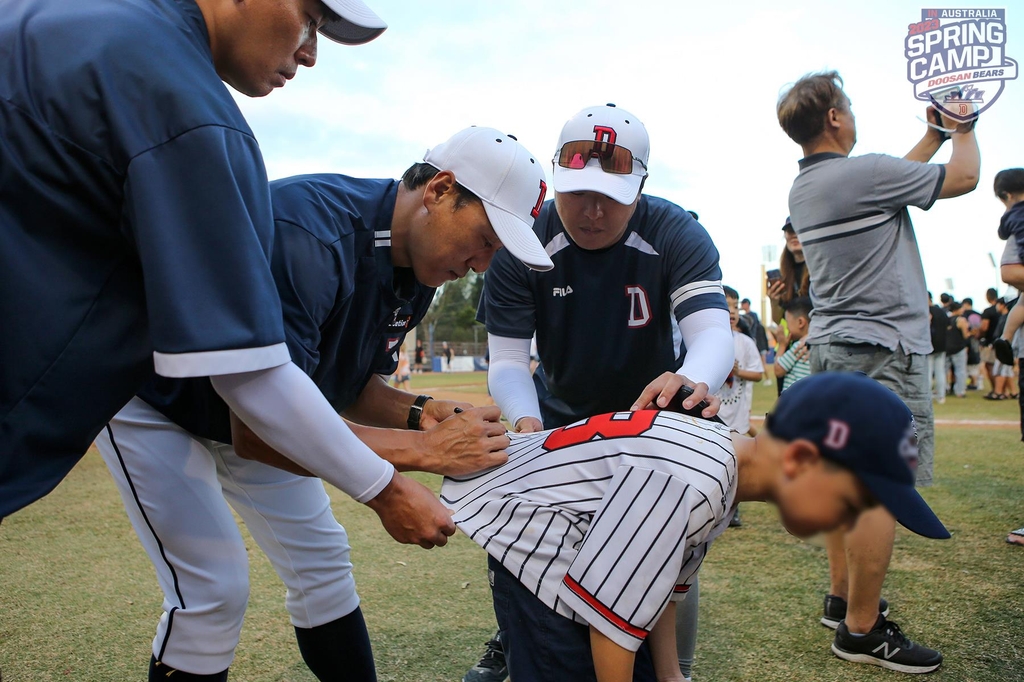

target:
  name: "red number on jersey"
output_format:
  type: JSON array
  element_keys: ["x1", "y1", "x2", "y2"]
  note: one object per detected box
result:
[
  {"x1": 531, "y1": 179, "x2": 548, "y2": 219},
  {"x1": 543, "y1": 411, "x2": 658, "y2": 451}
]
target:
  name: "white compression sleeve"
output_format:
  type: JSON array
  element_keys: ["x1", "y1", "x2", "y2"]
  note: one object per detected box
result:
[
  {"x1": 487, "y1": 333, "x2": 541, "y2": 428},
  {"x1": 677, "y1": 307, "x2": 735, "y2": 394},
  {"x1": 211, "y1": 362, "x2": 394, "y2": 503}
]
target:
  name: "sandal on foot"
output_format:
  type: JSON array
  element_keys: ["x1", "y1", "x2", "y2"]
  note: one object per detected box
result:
[{"x1": 1007, "y1": 528, "x2": 1024, "y2": 546}]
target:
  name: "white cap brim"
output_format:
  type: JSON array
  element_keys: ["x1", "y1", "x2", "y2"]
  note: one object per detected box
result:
[
  {"x1": 483, "y1": 203, "x2": 553, "y2": 272},
  {"x1": 320, "y1": 0, "x2": 387, "y2": 45},
  {"x1": 552, "y1": 158, "x2": 642, "y2": 206}
]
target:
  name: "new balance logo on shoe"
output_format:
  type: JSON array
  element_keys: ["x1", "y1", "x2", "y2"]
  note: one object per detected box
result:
[{"x1": 872, "y1": 642, "x2": 902, "y2": 660}]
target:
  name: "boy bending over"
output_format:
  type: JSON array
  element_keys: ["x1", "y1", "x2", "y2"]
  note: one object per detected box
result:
[{"x1": 441, "y1": 372, "x2": 949, "y2": 681}]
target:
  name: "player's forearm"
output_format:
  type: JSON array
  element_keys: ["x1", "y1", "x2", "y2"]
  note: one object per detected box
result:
[
  {"x1": 230, "y1": 412, "x2": 316, "y2": 476},
  {"x1": 344, "y1": 421, "x2": 438, "y2": 473},
  {"x1": 487, "y1": 333, "x2": 541, "y2": 426},
  {"x1": 211, "y1": 362, "x2": 394, "y2": 502},
  {"x1": 677, "y1": 308, "x2": 733, "y2": 393},
  {"x1": 343, "y1": 374, "x2": 418, "y2": 429},
  {"x1": 774, "y1": 362, "x2": 789, "y2": 378}
]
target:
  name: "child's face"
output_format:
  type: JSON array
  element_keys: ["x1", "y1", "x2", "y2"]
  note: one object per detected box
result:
[
  {"x1": 774, "y1": 454, "x2": 876, "y2": 537},
  {"x1": 784, "y1": 311, "x2": 807, "y2": 340},
  {"x1": 727, "y1": 297, "x2": 739, "y2": 329}
]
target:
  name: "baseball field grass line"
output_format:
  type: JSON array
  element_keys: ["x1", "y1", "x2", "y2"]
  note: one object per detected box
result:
[{"x1": 1, "y1": 376, "x2": 1022, "y2": 681}]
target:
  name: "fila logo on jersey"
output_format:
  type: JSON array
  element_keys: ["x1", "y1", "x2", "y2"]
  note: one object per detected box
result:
[
  {"x1": 553, "y1": 285, "x2": 574, "y2": 297},
  {"x1": 626, "y1": 285, "x2": 651, "y2": 328},
  {"x1": 823, "y1": 419, "x2": 850, "y2": 450}
]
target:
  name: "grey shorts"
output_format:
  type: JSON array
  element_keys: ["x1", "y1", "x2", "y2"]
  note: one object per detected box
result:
[{"x1": 809, "y1": 340, "x2": 934, "y2": 487}]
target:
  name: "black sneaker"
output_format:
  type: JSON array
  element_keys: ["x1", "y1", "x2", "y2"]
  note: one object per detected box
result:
[
  {"x1": 462, "y1": 632, "x2": 508, "y2": 682},
  {"x1": 821, "y1": 593, "x2": 889, "y2": 629},
  {"x1": 994, "y1": 338, "x2": 1015, "y2": 366},
  {"x1": 832, "y1": 616, "x2": 942, "y2": 674}
]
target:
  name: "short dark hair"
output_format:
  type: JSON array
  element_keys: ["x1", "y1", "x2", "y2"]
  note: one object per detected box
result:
[
  {"x1": 784, "y1": 296, "x2": 813, "y2": 319},
  {"x1": 401, "y1": 162, "x2": 482, "y2": 210},
  {"x1": 963, "y1": 297, "x2": 973, "y2": 306},
  {"x1": 723, "y1": 285, "x2": 739, "y2": 301},
  {"x1": 741, "y1": 298, "x2": 751, "y2": 305},
  {"x1": 994, "y1": 168, "x2": 1024, "y2": 201},
  {"x1": 988, "y1": 287, "x2": 999, "y2": 301},
  {"x1": 940, "y1": 293, "x2": 953, "y2": 305},
  {"x1": 777, "y1": 70, "x2": 847, "y2": 145}
]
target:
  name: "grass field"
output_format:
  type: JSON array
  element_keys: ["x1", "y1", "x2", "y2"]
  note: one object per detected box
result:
[{"x1": 2, "y1": 373, "x2": 1023, "y2": 681}]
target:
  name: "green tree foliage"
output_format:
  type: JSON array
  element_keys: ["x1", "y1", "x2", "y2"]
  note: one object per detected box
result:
[{"x1": 420, "y1": 272, "x2": 486, "y2": 348}]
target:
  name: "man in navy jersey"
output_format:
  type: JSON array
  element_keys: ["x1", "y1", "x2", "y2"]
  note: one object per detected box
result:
[
  {"x1": 93, "y1": 127, "x2": 552, "y2": 681},
  {"x1": 0, "y1": 0, "x2": 465, "y2": 553},
  {"x1": 467, "y1": 104, "x2": 733, "y2": 682}
]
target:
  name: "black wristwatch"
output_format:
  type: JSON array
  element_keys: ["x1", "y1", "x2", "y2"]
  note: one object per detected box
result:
[{"x1": 407, "y1": 394, "x2": 433, "y2": 430}]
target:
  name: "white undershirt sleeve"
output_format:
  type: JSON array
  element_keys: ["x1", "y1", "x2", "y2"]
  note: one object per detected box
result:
[
  {"x1": 210, "y1": 362, "x2": 394, "y2": 503},
  {"x1": 487, "y1": 333, "x2": 541, "y2": 428},
  {"x1": 676, "y1": 307, "x2": 734, "y2": 394}
]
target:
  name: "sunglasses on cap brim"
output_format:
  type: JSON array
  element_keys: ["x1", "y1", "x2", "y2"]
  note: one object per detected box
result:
[{"x1": 554, "y1": 140, "x2": 648, "y2": 176}]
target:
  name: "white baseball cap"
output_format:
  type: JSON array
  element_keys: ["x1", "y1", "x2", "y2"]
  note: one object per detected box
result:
[
  {"x1": 424, "y1": 127, "x2": 553, "y2": 272},
  {"x1": 552, "y1": 104, "x2": 650, "y2": 205},
  {"x1": 319, "y1": 0, "x2": 387, "y2": 45}
]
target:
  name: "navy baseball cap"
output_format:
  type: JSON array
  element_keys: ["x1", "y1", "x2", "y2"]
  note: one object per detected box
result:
[
  {"x1": 764, "y1": 372, "x2": 950, "y2": 539},
  {"x1": 782, "y1": 216, "x2": 794, "y2": 231}
]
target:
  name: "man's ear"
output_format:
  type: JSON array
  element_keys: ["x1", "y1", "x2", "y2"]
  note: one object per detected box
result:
[
  {"x1": 781, "y1": 439, "x2": 822, "y2": 478},
  {"x1": 423, "y1": 170, "x2": 457, "y2": 210},
  {"x1": 825, "y1": 107, "x2": 844, "y2": 132}
]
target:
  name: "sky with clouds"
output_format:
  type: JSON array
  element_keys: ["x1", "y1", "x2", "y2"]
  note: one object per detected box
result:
[{"x1": 235, "y1": 0, "x2": 1023, "y2": 318}]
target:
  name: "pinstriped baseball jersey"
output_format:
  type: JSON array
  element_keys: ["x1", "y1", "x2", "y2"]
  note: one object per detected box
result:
[{"x1": 440, "y1": 410, "x2": 736, "y2": 652}]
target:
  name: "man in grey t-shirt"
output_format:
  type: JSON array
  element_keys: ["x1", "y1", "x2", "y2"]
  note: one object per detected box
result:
[{"x1": 777, "y1": 70, "x2": 979, "y2": 674}]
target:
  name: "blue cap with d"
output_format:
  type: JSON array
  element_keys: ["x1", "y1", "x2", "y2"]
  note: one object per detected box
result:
[{"x1": 765, "y1": 372, "x2": 949, "y2": 539}]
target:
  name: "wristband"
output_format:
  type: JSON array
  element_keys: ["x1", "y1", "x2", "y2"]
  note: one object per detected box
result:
[{"x1": 407, "y1": 394, "x2": 433, "y2": 430}]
